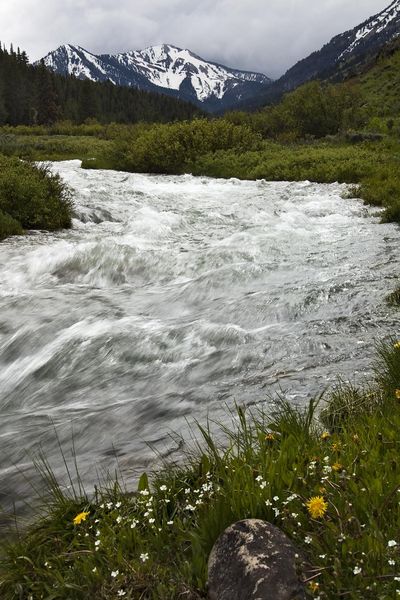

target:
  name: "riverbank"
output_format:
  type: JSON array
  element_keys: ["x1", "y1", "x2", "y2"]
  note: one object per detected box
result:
[
  {"x1": 1, "y1": 123, "x2": 400, "y2": 227},
  {"x1": 0, "y1": 341, "x2": 399, "y2": 599}
]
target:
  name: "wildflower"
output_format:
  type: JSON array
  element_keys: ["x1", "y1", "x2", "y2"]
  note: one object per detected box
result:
[
  {"x1": 319, "y1": 486, "x2": 327, "y2": 495},
  {"x1": 265, "y1": 499, "x2": 272, "y2": 507},
  {"x1": 111, "y1": 570, "x2": 119, "y2": 578},
  {"x1": 148, "y1": 518, "x2": 155, "y2": 524},
  {"x1": 321, "y1": 431, "x2": 331, "y2": 441},
  {"x1": 117, "y1": 591, "x2": 126, "y2": 597},
  {"x1": 394, "y1": 342, "x2": 400, "y2": 349},
  {"x1": 265, "y1": 433, "x2": 275, "y2": 442},
  {"x1": 115, "y1": 502, "x2": 122, "y2": 509},
  {"x1": 116, "y1": 516, "x2": 122, "y2": 524},
  {"x1": 139, "y1": 490, "x2": 149, "y2": 497},
  {"x1": 388, "y1": 540, "x2": 397, "y2": 547},
  {"x1": 309, "y1": 581, "x2": 320, "y2": 593},
  {"x1": 353, "y1": 566, "x2": 362, "y2": 575},
  {"x1": 273, "y1": 496, "x2": 279, "y2": 502},
  {"x1": 304, "y1": 536, "x2": 312, "y2": 544},
  {"x1": 396, "y1": 390, "x2": 400, "y2": 400},
  {"x1": 332, "y1": 462, "x2": 343, "y2": 472},
  {"x1": 352, "y1": 434, "x2": 360, "y2": 443},
  {"x1": 331, "y1": 442, "x2": 341, "y2": 452},
  {"x1": 167, "y1": 520, "x2": 174, "y2": 525},
  {"x1": 140, "y1": 553, "x2": 149, "y2": 563},
  {"x1": 273, "y1": 507, "x2": 280, "y2": 517},
  {"x1": 73, "y1": 511, "x2": 90, "y2": 525},
  {"x1": 159, "y1": 485, "x2": 167, "y2": 492},
  {"x1": 130, "y1": 519, "x2": 138, "y2": 529},
  {"x1": 389, "y1": 559, "x2": 396, "y2": 566},
  {"x1": 95, "y1": 540, "x2": 101, "y2": 547},
  {"x1": 92, "y1": 567, "x2": 97, "y2": 573},
  {"x1": 306, "y1": 496, "x2": 328, "y2": 519}
]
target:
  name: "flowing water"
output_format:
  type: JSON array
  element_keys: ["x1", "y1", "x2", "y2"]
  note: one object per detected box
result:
[{"x1": 0, "y1": 160, "x2": 399, "y2": 511}]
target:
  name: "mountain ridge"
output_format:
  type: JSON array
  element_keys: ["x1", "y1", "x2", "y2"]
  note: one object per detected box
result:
[
  {"x1": 38, "y1": 43, "x2": 272, "y2": 112},
  {"x1": 242, "y1": 0, "x2": 400, "y2": 108}
]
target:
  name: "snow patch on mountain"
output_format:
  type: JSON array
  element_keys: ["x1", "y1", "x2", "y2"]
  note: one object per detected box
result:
[{"x1": 338, "y1": 0, "x2": 400, "y2": 60}]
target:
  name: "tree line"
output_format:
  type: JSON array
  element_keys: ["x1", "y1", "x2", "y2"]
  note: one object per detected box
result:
[{"x1": 0, "y1": 44, "x2": 202, "y2": 126}]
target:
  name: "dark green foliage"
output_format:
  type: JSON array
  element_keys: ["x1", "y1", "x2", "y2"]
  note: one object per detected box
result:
[
  {"x1": 0, "y1": 208, "x2": 23, "y2": 240},
  {"x1": 109, "y1": 119, "x2": 262, "y2": 173},
  {"x1": 0, "y1": 156, "x2": 73, "y2": 237},
  {"x1": 0, "y1": 44, "x2": 202, "y2": 126}
]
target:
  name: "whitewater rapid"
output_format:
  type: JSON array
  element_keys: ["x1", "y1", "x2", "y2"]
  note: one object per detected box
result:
[{"x1": 0, "y1": 160, "x2": 398, "y2": 511}]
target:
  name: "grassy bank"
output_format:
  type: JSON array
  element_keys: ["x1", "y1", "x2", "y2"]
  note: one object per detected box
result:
[
  {"x1": 0, "y1": 156, "x2": 73, "y2": 241},
  {"x1": 0, "y1": 342, "x2": 399, "y2": 599}
]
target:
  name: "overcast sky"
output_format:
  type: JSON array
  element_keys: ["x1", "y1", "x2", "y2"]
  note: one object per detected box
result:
[{"x1": 0, "y1": 0, "x2": 390, "y2": 77}]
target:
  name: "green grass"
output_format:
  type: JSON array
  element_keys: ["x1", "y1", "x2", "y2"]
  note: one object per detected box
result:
[{"x1": 1, "y1": 342, "x2": 399, "y2": 599}]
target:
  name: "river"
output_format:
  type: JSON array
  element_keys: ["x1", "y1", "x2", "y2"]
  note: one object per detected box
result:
[{"x1": 0, "y1": 160, "x2": 398, "y2": 512}]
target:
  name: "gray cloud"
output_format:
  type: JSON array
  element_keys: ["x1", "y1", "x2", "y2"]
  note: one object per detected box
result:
[{"x1": 0, "y1": 0, "x2": 389, "y2": 77}]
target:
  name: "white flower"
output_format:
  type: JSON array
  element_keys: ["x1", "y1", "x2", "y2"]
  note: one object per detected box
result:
[
  {"x1": 291, "y1": 513, "x2": 298, "y2": 519},
  {"x1": 116, "y1": 516, "x2": 122, "y2": 524},
  {"x1": 265, "y1": 499, "x2": 272, "y2": 506},
  {"x1": 395, "y1": 577, "x2": 400, "y2": 582},
  {"x1": 259, "y1": 481, "x2": 267, "y2": 489},
  {"x1": 117, "y1": 591, "x2": 126, "y2": 597},
  {"x1": 319, "y1": 554, "x2": 327, "y2": 559},
  {"x1": 160, "y1": 485, "x2": 167, "y2": 492},
  {"x1": 148, "y1": 518, "x2": 155, "y2": 524},
  {"x1": 273, "y1": 496, "x2": 279, "y2": 502},
  {"x1": 92, "y1": 567, "x2": 97, "y2": 573},
  {"x1": 353, "y1": 566, "x2": 362, "y2": 575},
  {"x1": 115, "y1": 502, "x2": 122, "y2": 509},
  {"x1": 106, "y1": 502, "x2": 113, "y2": 509},
  {"x1": 304, "y1": 536, "x2": 312, "y2": 544},
  {"x1": 111, "y1": 570, "x2": 119, "y2": 578},
  {"x1": 273, "y1": 507, "x2": 280, "y2": 517},
  {"x1": 185, "y1": 504, "x2": 195, "y2": 511},
  {"x1": 389, "y1": 559, "x2": 396, "y2": 566},
  {"x1": 167, "y1": 520, "x2": 174, "y2": 525},
  {"x1": 130, "y1": 519, "x2": 138, "y2": 529},
  {"x1": 95, "y1": 540, "x2": 101, "y2": 547},
  {"x1": 140, "y1": 553, "x2": 149, "y2": 563},
  {"x1": 388, "y1": 540, "x2": 397, "y2": 548},
  {"x1": 139, "y1": 489, "x2": 149, "y2": 496}
]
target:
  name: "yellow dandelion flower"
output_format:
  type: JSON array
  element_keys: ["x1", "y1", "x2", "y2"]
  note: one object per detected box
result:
[
  {"x1": 73, "y1": 511, "x2": 90, "y2": 525},
  {"x1": 306, "y1": 496, "x2": 328, "y2": 519},
  {"x1": 395, "y1": 389, "x2": 400, "y2": 400},
  {"x1": 332, "y1": 462, "x2": 343, "y2": 472},
  {"x1": 320, "y1": 431, "x2": 331, "y2": 441},
  {"x1": 394, "y1": 341, "x2": 400, "y2": 350},
  {"x1": 309, "y1": 581, "x2": 320, "y2": 593},
  {"x1": 265, "y1": 433, "x2": 276, "y2": 442},
  {"x1": 331, "y1": 442, "x2": 341, "y2": 452}
]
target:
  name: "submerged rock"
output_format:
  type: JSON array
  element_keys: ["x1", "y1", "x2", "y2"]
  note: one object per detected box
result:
[{"x1": 207, "y1": 519, "x2": 306, "y2": 600}]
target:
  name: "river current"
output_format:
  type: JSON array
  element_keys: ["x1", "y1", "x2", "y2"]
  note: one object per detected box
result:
[{"x1": 0, "y1": 160, "x2": 398, "y2": 511}]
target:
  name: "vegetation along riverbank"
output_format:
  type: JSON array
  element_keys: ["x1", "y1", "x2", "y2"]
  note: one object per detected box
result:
[{"x1": 0, "y1": 342, "x2": 399, "y2": 598}]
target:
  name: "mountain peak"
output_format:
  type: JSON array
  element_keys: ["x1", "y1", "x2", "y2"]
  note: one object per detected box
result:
[{"x1": 39, "y1": 43, "x2": 272, "y2": 111}]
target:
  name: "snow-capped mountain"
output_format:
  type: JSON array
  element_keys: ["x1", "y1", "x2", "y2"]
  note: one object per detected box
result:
[
  {"x1": 38, "y1": 43, "x2": 272, "y2": 112},
  {"x1": 246, "y1": 0, "x2": 400, "y2": 108}
]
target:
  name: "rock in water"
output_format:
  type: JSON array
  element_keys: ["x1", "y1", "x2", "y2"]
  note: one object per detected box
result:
[{"x1": 207, "y1": 519, "x2": 306, "y2": 600}]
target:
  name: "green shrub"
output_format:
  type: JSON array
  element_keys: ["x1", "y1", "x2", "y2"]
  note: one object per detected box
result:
[
  {"x1": 0, "y1": 208, "x2": 23, "y2": 240},
  {"x1": 110, "y1": 119, "x2": 262, "y2": 173},
  {"x1": 0, "y1": 156, "x2": 73, "y2": 232}
]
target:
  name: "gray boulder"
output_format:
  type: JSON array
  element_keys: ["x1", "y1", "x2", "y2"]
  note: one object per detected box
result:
[{"x1": 207, "y1": 519, "x2": 306, "y2": 600}]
